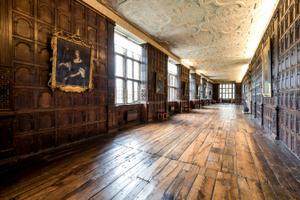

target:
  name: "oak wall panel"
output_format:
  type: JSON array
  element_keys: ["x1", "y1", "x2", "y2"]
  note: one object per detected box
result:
[
  {"x1": 37, "y1": 24, "x2": 52, "y2": 44},
  {"x1": 14, "y1": 64, "x2": 37, "y2": 86},
  {"x1": 242, "y1": 0, "x2": 300, "y2": 158},
  {"x1": 37, "y1": 1, "x2": 54, "y2": 24},
  {"x1": 15, "y1": 113, "x2": 35, "y2": 133},
  {"x1": 144, "y1": 44, "x2": 168, "y2": 121},
  {"x1": 13, "y1": 14, "x2": 33, "y2": 39},
  {"x1": 39, "y1": 68, "x2": 50, "y2": 86},
  {"x1": 178, "y1": 64, "x2": 190, "y2": 111},
  {"x1": 38, "y1": 91, "x2": 54, "y2": 108},
  {"x1": 14, "y1": 134, "x2": 36, "y2": 155},
  {"x1": 0, "y1": 0, "x2": 12, "y2": 66},
  {"x1": 38, "y1": 112, "x2": 55, "y2": 130},
  {"x1": 14, "y1": 40, "x2": 34, "y2": 63},
  {"x1": 38, "y1": 130, "x2": 56, "y2": 150},
  {"x1": 0, "y1": 67, "x2": 12, "y2": 110},
  {"x1": 14, "y1": 89, "x2": 35, "y2": 110},
  {"x1": 13, "y1": 0, "x2": 34, "y2": 16}
]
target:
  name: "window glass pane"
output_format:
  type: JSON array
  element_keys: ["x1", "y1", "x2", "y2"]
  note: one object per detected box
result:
[
  {"x1": 134, "y1": 61, "x2": 140, "y2": 80},
  {"x1": 168, "y1": 62, "x2": 178, "y2": 75},
  {"x1": 127, "y1": 51, "x2": 134, "y2": 58},
  {"x1": 114, "y1": 32, "x2": 143, "y2": 105},
  {"x1": 116, "y1": 78, "x2": 124, "y2": 104},
  {"x1": 115, "y1": 33, "x2": 142, "y2": 57},
  {"x1": 173, "y1": 76, "x2": 176, "y2": 87},
  {"x1": 171, "y1": 75, "x2": 176, "y2": 87},
  {"x1": 127, "y1": 59, "x2": 133, "y2": 78},
  {"x1": 127, "y1": 81, "x2": 133, "y2": 103},
  {"x1": 134, "y1": 82, "x2": 138, "y2": 101},
  {"x1": 219, "y1": 84, "x2": 236, "y2": 100},
  {"x1": 115, "y1": 55, "x2": 124, "y2": 77},
  {"x1": 115, "y1": 45, "x2": 125, "y2": 54},
  {"x1": 134, "y1": 54, "x2": 141, "y2": 61},
  {"x1": 168, "y1": 60, "x2": 179, "y2": 102}
]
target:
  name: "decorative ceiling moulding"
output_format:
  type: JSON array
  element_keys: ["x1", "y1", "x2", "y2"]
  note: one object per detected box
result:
[
  {"x1": 82, "y1": 0, "x2": 181, "y2": 60},
  {"x1": 98, "y1": 0, "x2": 280, "y2": 82}
]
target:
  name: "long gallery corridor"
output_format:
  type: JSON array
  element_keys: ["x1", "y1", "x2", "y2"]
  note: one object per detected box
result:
[{"x1": 1, "y1": 105, "x2": 299, "y2": 200}]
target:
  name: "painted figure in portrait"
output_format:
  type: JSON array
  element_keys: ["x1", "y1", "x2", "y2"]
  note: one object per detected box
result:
[{"x1": 50, "y1": 32, "x2": 94, "y2": 92}]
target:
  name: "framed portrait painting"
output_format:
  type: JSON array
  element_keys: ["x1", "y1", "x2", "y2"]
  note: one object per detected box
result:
[
  {"x1": 50, "y1": 32, "x2": 94, "y2": 92},
  {"x1": 262, "y1": 38, "x2": 272, "y2": 97},
  {"x1": 155, "y1": 72, "x2": 164, "y2": 94}
]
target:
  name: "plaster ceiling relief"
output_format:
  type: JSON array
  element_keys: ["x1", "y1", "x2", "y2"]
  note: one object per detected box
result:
[{"x1": 100, "y1": 0, "x2": 279, "y2": 82}]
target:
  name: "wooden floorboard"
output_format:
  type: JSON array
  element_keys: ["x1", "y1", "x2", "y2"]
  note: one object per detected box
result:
[{"x1": 1, "y1": 104, "x2": 300, "y2": 200}]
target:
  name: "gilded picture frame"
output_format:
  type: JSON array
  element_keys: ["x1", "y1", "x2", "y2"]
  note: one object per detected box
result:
[
  {"x1": 50, "y1": 31, "x2": 94, "y2": 93},
  {"x1": 262, "y1": 37, "x2": 272, "y2": 97}
]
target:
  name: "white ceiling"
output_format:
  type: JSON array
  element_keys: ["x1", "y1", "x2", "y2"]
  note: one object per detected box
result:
[{"x1": 99, "y1": 0, "x2": 279, "y2": 82}]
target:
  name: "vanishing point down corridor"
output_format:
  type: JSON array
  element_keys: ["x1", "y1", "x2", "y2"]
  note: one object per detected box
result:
[{"x1": 1, "y1": 105, "x2": 299, "y2": 200}]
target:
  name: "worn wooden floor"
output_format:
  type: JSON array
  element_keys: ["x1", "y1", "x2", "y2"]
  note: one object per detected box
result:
[{"x1": 1, "y1": 104, "x2": 300, "y2": 200}]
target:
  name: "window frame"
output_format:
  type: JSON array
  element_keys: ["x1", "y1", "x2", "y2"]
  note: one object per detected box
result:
[
  {"x1": 189, "y1": 74, "x2": 196, "y2": 100},
  {"x1": 114, "y1": 32, "x2": 143, "y2": 105},
  {"x1": 219, "y1": 83, "x2": 236, "y2": 100},
  {"x1": 167, "y1": 61, "x2": 179, "y2": 102}
]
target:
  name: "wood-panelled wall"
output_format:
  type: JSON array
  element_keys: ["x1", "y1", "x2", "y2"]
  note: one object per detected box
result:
[
  {"x1": 179, "y1": 64, "x2": 190, "y2": 111},
  {"x1": 189, "y1": 73, "x2": 201, "y2": 109},
  {"x1": 235, "y1": 83, "x2": 242, "y2": 104},
  {"x1": 212, "y1": 84, "x2": 219, "y2": 102},
  {"x1": 242, "y1": 0, "x2": 300, "y2": 158},
  {"x1": 0, "y1": 0, "x2": 213, "y2": 164},
  {"x1": 0, "y1": 0, "x2": 114, "y2": 160},
  {"x1": 144, "y1": 44, "x2": 168, "y2": 121}
]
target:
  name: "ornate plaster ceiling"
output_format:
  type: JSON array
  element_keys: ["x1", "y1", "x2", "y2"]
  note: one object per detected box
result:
[{"x1": 99, "y1": 0, "x2": 279, "y2": 82}]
